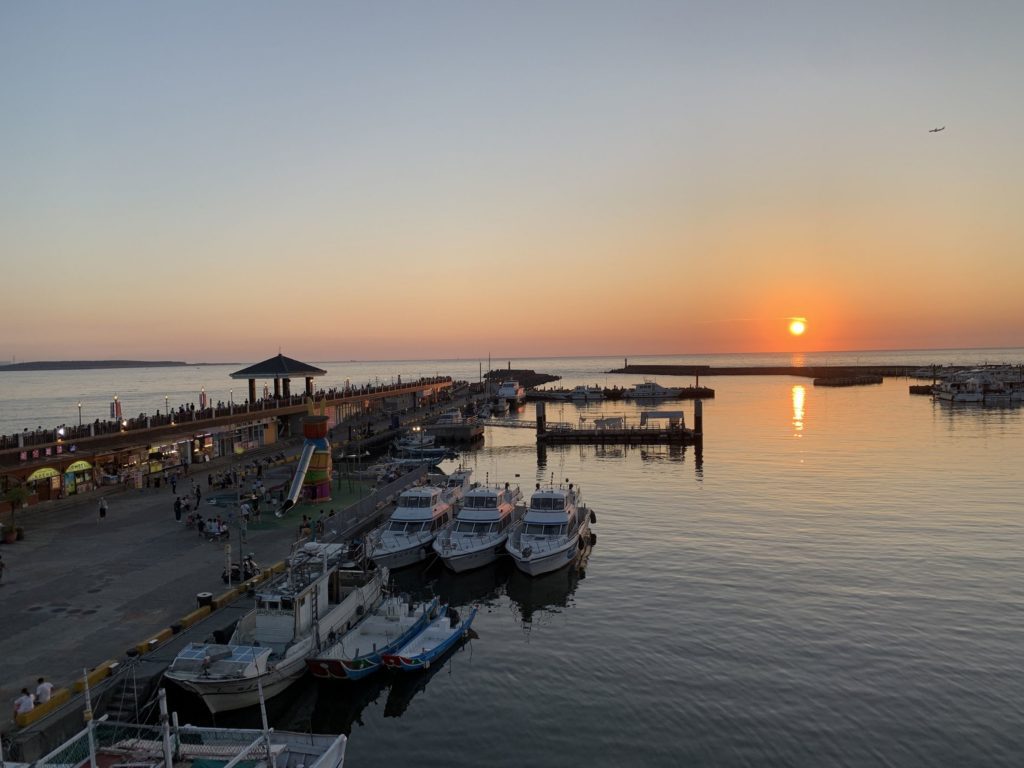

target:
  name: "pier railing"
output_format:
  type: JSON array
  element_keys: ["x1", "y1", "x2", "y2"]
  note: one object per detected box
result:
[{"x1": 0, "y1": 377, "x2": 454, "y2": 455}]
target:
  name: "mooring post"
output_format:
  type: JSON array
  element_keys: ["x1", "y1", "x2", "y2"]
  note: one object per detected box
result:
[
  {"x1": 536, "y1": 401, "x2": 546, "y2": 436},
  {"x1": 694, "y1": 399, "x2": 703, "y2": 437}
]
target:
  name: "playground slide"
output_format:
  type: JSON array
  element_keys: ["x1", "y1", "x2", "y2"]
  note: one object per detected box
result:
[{"x1": 281, "y1": 442, "x2": 317, "y2": 513}]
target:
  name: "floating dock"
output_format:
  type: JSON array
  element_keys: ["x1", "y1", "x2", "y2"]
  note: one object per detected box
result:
[{"x1": 532, "y1": 402, "x2": 702, "y2": 446}]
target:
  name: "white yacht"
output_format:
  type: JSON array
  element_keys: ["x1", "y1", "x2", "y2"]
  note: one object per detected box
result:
[
  {"x1": 166, "y1": 543, "x2": 385, "y2": 713},
  {"x1": 627, "y1": 380, "x2": 685, "y2": 399},
  {"x1": 367, "y1": 485, "x2": 453, "y2": 569},
  {"x1": 441, "y1": 467, "x2": 476, "y2": 505},
  {"x1": 433, "y1": 482, "x2": 524, "y2": 572},
  {"x1": 496, "y1": 380, "x2": 526, "y2": 405},
  {"x1": 506, "y1": 483, "x2": 594, "y2": 576},
  {"x1": 570, "y1": 385, "x2": 605, "y2": 401},
  {"x1": 933, "y1": 371, "x2": 1011, "y2": 404}
]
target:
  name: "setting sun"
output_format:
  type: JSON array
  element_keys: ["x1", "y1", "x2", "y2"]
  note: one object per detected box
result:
[{"x1": 789, "y1": 318, "x2": 807, "y2": 336}]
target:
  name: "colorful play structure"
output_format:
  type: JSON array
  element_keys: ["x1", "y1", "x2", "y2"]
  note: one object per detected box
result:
[{"x1": 281, "y1": 415, "x2": 332, "y2": 513}]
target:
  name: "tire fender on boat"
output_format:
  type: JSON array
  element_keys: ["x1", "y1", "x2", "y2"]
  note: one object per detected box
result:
[{"x1": 590, "y1": 509, "x2": 597, "y2": 524}]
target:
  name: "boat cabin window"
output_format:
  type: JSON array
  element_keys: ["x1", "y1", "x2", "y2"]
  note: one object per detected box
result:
[
  {"x1": 523, "y1": 523, "x2": 567, "y2": 536},
  {"x1": 531, "y1": 496, "x2": 565, "y2": 511},
  {"x1": 400, "y1": 496, "x2": 435, "y2": 509},
  {"x1": 389, "y1": 520, "x2": 429, "y2": 533},
  {"x1": 465, "y1": 495, "x2": 498, "y2": 509},
  {"x1": 455, "y1": 521, "x2": 495, "y2": 534}
]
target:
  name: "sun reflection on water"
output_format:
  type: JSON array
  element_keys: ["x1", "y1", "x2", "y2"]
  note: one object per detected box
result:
[{"x1": 792, "y1": 384, "x2": 805, "y2": 435}]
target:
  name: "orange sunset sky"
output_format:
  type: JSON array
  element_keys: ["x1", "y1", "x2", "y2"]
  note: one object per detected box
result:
[{"x1": 2, "y1": 3, "x2": 1022, "y2": 363}]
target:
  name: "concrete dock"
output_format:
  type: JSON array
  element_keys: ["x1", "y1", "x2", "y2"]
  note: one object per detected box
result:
[{"x1": 0, "y1": 440, "x2": 429, "y2": 759}]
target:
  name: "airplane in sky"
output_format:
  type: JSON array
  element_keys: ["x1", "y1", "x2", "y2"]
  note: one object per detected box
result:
[{"x1": 929, "y1": 126, "x2": 946, "y2": 133}]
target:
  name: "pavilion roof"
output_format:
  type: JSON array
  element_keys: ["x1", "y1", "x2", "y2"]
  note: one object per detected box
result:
[{"x1": 230, "y1": 354, "x2": 327, "y2": 380}]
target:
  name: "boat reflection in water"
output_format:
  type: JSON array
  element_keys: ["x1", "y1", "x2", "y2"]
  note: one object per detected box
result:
[{"x1": 507, "y1": 534, "x2": 594, "y2": 626}]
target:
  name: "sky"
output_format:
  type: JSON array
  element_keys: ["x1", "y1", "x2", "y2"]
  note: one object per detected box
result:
[{"x1": 2, "y1": 1, "x2": 1023, "y2": 363}]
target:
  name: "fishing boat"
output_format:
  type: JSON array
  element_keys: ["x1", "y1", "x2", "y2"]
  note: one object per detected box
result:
[
  {"x1": 29, "y1": 689, "x2": 348, "y2": 768},
  {"x1": 394, "y1": 426, "x2": 436, "y2": 451},
  {"x1": 496, "y1": 380, "x2": 526, "y2": 405},
  {"x1": 165, "y1": 542, "x2": 385, "y2": 713},
  {"x1": 306, "y1": 596, "x2": 441, "y2": 680},
  {"x1": 381, "y1": 605, "x2": 478, "y2": 672},
  {"x1": 570, "y1": 385, "x2": 605, "y2": 401},
  {"x1": 506, "y1": 482, "x2": 595, "y2": 576},
  {"x1": 367, "y1": 485, "x2": 454, "y2": 569},
  {"x1": 441, "y1": 467, "x2": 476, "y2": 505},
  {"x1": 625, "y1": 380, "x2": 686, "y2": 399},
  {"x1": 433, "y1": 482, "x2": 524, "y2": 572},
  {"x1": 933, "y1": 370, "x2": 1012, "y2": 404}
]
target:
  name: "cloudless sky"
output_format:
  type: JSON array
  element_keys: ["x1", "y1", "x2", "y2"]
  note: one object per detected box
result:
[{"x1": 2, "y1": 1, "x2": 1022, "y2": 362}]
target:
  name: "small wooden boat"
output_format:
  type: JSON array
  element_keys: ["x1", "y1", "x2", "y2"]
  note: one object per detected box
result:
[
  {"x1": 381, "y1": 605, "x2": 478, "y2": 672},
  {"x1": 307, "y1": 596, "x2": 440, "y2": 681}
]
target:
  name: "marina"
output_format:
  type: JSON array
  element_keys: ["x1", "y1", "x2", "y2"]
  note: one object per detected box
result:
[{"x1": 2, "y1": 350, "x2": 1023, "y2": 768}]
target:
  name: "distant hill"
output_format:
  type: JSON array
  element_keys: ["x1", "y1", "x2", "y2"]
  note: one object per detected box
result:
[{"x1": 0, "y1": 360, "x2": 190, "y2": 371}]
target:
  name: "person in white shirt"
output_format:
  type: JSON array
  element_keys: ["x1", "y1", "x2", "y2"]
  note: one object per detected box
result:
[
  {"x1": 36, "y1": 677, "x2": 54, "y2": 704},
  {"x1": 13, "y1": 688, "x2": 34, "y2": 718}
]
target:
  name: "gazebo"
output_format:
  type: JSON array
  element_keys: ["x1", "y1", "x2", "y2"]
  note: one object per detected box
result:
[{"x1": 231, "y1": 354, "x2": 328, "y2": 404}]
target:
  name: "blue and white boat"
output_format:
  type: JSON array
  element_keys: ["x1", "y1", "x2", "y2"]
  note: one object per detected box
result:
[
  {"x1": 381, "y1": 606, "x2": 478, "y2": 672},
  {"x1": 306, "y1": 596, "x2": 440, "y2": 680},
  {"x1": 506, "y1": 482, "x2": 594, "y2": 576},
  {"x1": 433, "y1": 482, "x2": 523, "y2": 572}
]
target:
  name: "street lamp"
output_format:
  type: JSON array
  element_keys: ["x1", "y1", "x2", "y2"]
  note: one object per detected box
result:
[
  {"x1": 78, "y1": 402, "x2": 82, "y2": 426},
  {"x1": 165, "y1": 395, "x2": 169, "y2": 416}
]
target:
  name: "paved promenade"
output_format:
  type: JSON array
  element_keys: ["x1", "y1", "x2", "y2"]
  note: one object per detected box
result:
[{"x1": 0, "y1": 441, "x2": 371, "y2": 729}]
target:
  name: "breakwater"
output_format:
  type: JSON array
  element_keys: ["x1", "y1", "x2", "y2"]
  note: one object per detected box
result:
[{"x1": 608, "y1": 364, "x2": 936, "y2": 379}]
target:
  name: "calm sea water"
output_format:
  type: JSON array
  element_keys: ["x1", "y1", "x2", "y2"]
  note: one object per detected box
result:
[{"x1": 7, "y1": 352, "x2": 1024, "y2": 765}]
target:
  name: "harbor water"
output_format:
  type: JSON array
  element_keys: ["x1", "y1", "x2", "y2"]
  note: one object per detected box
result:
[{"x1": 5, "y1": 351, "x2": 1024, "y2": 765}]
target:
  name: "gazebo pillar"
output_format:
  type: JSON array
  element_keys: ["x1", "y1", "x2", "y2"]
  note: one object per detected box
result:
[
  {"x1": 274, "y1": 379, "x2": 281, "y2": 398},
  {"x1": 305, "y1": 376, "x2": 314, "y2": 396},
  {"x1": 283, "y1": 378, "x2": 291, "y2": 398},
  {"x1": 248, "y1": 379, "x2": 257, "y2": 404}
]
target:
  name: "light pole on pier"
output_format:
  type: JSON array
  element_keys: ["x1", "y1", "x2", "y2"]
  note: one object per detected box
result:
[
  {"x1": 165, "y1": 395, "x2": 169, "y2": 416},
  {"x1": 78, "y1": 402, "x2": 82, "y2": 426}
]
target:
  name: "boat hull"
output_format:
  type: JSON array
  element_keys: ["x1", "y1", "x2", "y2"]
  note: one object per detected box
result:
[
  {"x1": 381, "y1": 608, "x2": 477, "y2": 672},
  {"x1": 439, "y1": 541, "x2": 506, "y2": 573},
  {"x1": 168, "y1": 667, "x2": 302, "y2": 714},
  {"x1": 371, "y1": 541, "x2": 434, "y2": 569},
  {"x1": 509, "y1": 525, "x2": 590, "y2": 577}
]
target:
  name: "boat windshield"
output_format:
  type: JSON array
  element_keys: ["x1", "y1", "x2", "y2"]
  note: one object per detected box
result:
[
  {"x1": 455, "y1": 521, "x2": 493, "y2": 534},
  {"x1": 531, "y1": 496, "x2": 565, "y2": 511},
  {"x1": 389, "y1": 521, "x2": 430, "y2": 533},
  {"x1": 523, "y1": 523, "x2": 567, "y2": 536},
  {"x1": 400, "y1": 496, "x2": 435, "y2": 509},
  {"x1": 464, "y1": 495, "x2": 498, "y2": 509}
]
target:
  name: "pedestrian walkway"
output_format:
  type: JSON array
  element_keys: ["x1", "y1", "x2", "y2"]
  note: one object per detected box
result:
[{"x1": 0, "y1": 441, "x2": 380, "y2": 728}]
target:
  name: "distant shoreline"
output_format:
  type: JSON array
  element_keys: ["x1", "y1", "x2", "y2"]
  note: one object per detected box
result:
[{"x1": 0, "y1": 360, "x2": 232, "y2": 372}]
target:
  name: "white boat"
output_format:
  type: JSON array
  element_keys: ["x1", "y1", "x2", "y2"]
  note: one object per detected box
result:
[
  {"x1": 496, "y1": 380, "x2": 526, "y2": 405},
  {"x1": 570, "y1": 385, "x2": 604, "y2": 401},
  {"x1": 491, "y1": 398, "x2": 509, "y2": 415},
  {"x1": 433, "y1": 482, "x2": 524, "y2": 572},
  {"x1": 506, "y1": 483, "x2": 594, "y2": 576},
  {"x1": 166, "y1": 542, "x2": 385, "y2": 713},
  {"x1": 367, "y1": 485, "x2": 454, "y2": 569},
  {"x1": 627, "y1": 380, "x2": 685, "y2": 399},
  {"x1": 441, "y1": 467, "x2": 476, "y2": 505},
  {"x1": 395, "y1": 427, "x2": 436, "y2": 451},
  {"x1": 433, "y1": 408, "x2": 470, "y2": 425},
  {"x1": 31, "y1": 689, "x2": 348, "y2": 768},
  {"x1": 933, "y1": 370, "x2": 1012, "y2": 404}
]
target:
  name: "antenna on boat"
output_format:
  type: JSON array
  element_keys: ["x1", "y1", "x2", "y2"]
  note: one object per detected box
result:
[
  {"x1": 82, "y1": 668, "x2": 98, "y2": 768},
  {"x1": 159, "y1": 688, "x2": 174, "y2": 768},
  {"x1": 257, "y1": 676, "x2": 277, "y2": 768}
]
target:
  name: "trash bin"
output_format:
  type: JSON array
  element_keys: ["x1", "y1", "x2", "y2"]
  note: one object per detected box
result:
[{"x1": 196, "y1": 592, "x2": 214, "y2": 608}]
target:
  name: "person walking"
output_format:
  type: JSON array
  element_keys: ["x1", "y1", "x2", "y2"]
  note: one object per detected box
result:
[
  {"x1": 0, "y1": 553, "x2": 5, "y2": 584},
  {"x1": 174, "y1": 497, "x2": 182, "y2": 522},
  {"x1": 98, "y1": 497, "x2": 108, "y2": 520}
]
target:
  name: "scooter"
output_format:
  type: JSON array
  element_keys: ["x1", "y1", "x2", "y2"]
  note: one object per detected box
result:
[{"x1": 222, "y1": 555, "x2": 261, "y2": 584}]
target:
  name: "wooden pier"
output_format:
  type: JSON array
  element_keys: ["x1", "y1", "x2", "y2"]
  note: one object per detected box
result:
[{"x1": 532, "y1": 402, "x2": 702, "y2": 446}]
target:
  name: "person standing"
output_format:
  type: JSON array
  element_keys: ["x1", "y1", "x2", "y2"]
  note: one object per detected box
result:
[
  {"x1": 98, "y1": 497, "x2": 108, "y2": 520},
  {"x1": 0, "y1": 553, "x2": 5, "y2": 584},
  {"x1": 174, "y1": 497, "x2": 182, "y2": 522},
  {"x1": 35, "y1": 677, "x2": 53, "y2": 705}
]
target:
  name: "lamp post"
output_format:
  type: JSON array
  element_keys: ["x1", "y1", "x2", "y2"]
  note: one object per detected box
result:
[
  {"x1": 165, "y1": 396, "x2": 169, "y2": 417},
  {"x1": 78, "y1": 402, "x2": 82, "y2": 426}
]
